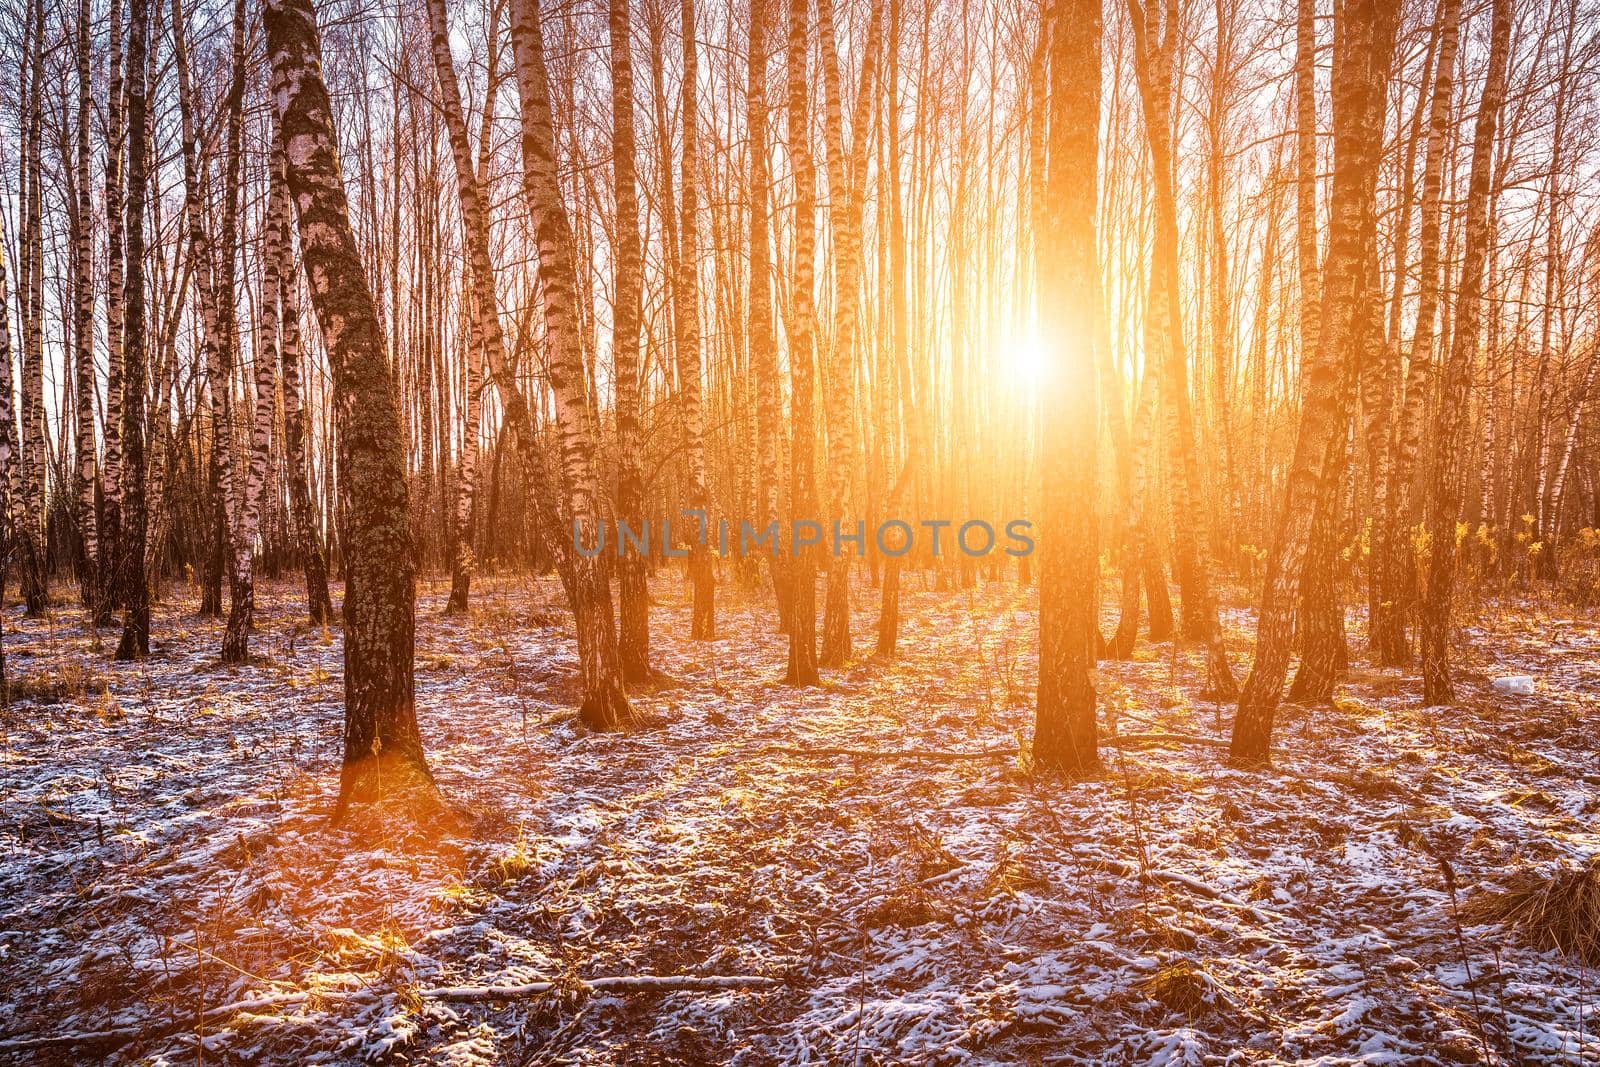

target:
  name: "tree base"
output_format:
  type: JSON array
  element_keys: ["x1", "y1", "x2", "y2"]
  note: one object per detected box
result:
[
  {"x1": 334, "y1": 753, "x2": 445, "y2": 828},
  {"x1": 579, "y1": 678, "x2": 638, "y2": 732},
  {"x1": 1199, "y1": 643, "x2": 1238, "y2": 703}
]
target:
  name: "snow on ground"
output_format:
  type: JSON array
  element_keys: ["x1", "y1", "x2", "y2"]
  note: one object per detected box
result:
[{"x1": 0, "y1": 571, "x2": 1597, "y2": 1064}]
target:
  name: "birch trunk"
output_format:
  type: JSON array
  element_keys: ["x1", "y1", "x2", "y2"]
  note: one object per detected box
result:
[
  {"x1": 817, "y1": 0, "x2": 883, "y2": 667},
  {"x1": 171, "y1": 0, "x2": 234, "y2": 625},
  {"x1": 1365, "y1": 8, "x2": 1435, "y2": 665},
  {"x1": 1294, "y1": 0, "x2": 1320, "y2": 365},
  {"x1": 1420, "y1": 0, "x2": 1511, "y2": 705},
  {"x1": 223, "y1": 137, "x2": 289, "y2": 663},
  {"x1": 783, "y1": 0, "x2": 821, "y2": 685},
  {"x1": 748, "y1": 0, "x2": 789, "y2": 643},
  {"x1": 73, "y1": 0, "x2": 100, "y2": 617},
  {"x1": 874, "y1": 0, "x2": 912, "y2": 659},
  {"x1": 1033, "y1": 0, "x2": 1102, "y2": 777},
  {"x1": 114, "y1": 0, "x2": 151, "y2": 660},
  {"x1": 510, "y1": 0, "x2": 636, "y2": 729},
  {"x1": 212, "y1": 0, "x2": 249, "y2": 626},
  {"x1": 98, "y1": 0, "x2": 127, "y2": 624},
  {"x1": 18, "y1": 0, "x2": 48, "y2": 616},
  {"x1": 611, "y1": 0, "x2": 653, "y2": 675},
  {"x1": 279, "y1": 235, "x2": 334, "y2": 624},
  {"x1": 0, "y1": 219, "x2": 21, "y2": 568},
  {"x1": 424, "y1": 0, "x2": 496, "y2": 619},
  {"x1": 265, "y1": 0, "x2": 433, "y2": 811},
  {"x1": 678, "y1": 0, "x2": 716, "y2": 640}
]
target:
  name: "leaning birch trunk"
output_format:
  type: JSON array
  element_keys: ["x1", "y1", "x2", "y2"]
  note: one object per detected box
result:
[
  {"x1": 73, "y1": 0, "x2": 99, "y2": 618},
  {"x1": 509, "y1": 0, "x2": 635, "y2": 730},
  {"x1": 1230, "y1": 0, "x2": 1399, "y2": 763},
  {"x1": 222, "y1": 138, "x2": 289, "y2": 663},
  {"x1": 1033, "y1": 0, "x2": 1102, "y2": 777},
  {"x1": 434, "y1": 0, "x2": 501, "y2": 618},
  {"x1": 783, "y1": 0, "x2": 821, "y2": 685},
  {"x1": 265, "y1": 0, "x2": 433, "y2": 811},
  {"x1": 1420, "y1": 0, "x2": 1511, "y2": 706},
  {"x1": 115, "y1": 0, "x2": 151, "y2": 661},
  {"x1": 426, "y1": 0, "x2": 574, "y2": 617},
  {"x1": 98, "y1": 0, "x2": 127, "y2": 624},
  {"x1": 423, "y1": 0, "x2": 488, "y2": 621},
  {"x1": 677, "y1": 0, "x2": 716, "y2": 641},
  {"x1": 610, "y1": 0, "x2": 654, "y2": 676}
]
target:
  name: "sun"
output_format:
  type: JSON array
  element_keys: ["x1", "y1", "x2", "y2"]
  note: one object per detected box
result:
[{"x1": 1003, "y1": 327, "x2": 1052, "y2": 386}]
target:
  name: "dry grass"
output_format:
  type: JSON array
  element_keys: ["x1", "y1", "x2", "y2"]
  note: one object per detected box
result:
[
  {"x1": 1463, "y1": 857, "x2": 1600, "y2": 965},
  {"x1": 4, "y1": 659, "x2": 108, "y2": 707},
  {"x1": 1137, "y1": 959, "x2": 1229, "y2": 1019}
]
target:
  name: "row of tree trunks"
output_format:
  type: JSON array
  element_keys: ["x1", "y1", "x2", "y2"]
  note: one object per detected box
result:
[
  {"x1": 1369, "y1": 0, "x2": 1462, "y2": 667},
  {"x1": 1125, "y1": 0, "x2": 1237, "y2": 701}
]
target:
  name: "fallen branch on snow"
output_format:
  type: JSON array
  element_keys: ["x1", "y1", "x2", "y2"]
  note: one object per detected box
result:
[
  {"x1": 0, "y1": 974, "x2": 780, "y2": 1053},
  {"x1": 1108, "y1": 732, "x2": 1233, "y2": 750},
  {"x1": 763, "y1": 744, "x2": 1015, "y2": 761},
  {"x1": 1087, "y1": 855, "x2": 1283, "y2": 926},
  {"x1": 766, "y1": 732, "x2": 1231, "y2": 762}
]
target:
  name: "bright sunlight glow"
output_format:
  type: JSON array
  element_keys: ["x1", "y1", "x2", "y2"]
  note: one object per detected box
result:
[{"x1": 1004, "y1": 327, "x2": 1052, "y2": 386}]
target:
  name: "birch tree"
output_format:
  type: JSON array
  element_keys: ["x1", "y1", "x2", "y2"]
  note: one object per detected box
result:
[
  {"x1": 1231, "y1": 0, "x2": 1399, "y2": 763},
  {"x1": 115, "y1": 0, "x2": 151, "y2": 661},
  {"x1": 1033, "y1": 0, "x2": 1102, "y2": 776},
  {"x1": 265, "y1": 0, "x2": 434, "y2": 810},
  {"x1": 509, "y1": 0, "x2": 636, "y2": 728},
  {"x1": 1420, "y1": 0, "x2": 1512, "y2": 705}
]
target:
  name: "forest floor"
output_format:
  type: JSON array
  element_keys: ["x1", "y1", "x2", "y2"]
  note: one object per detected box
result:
[{"x1": 0, "y1": 571, "x2": 1598, "y2": 1065}]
